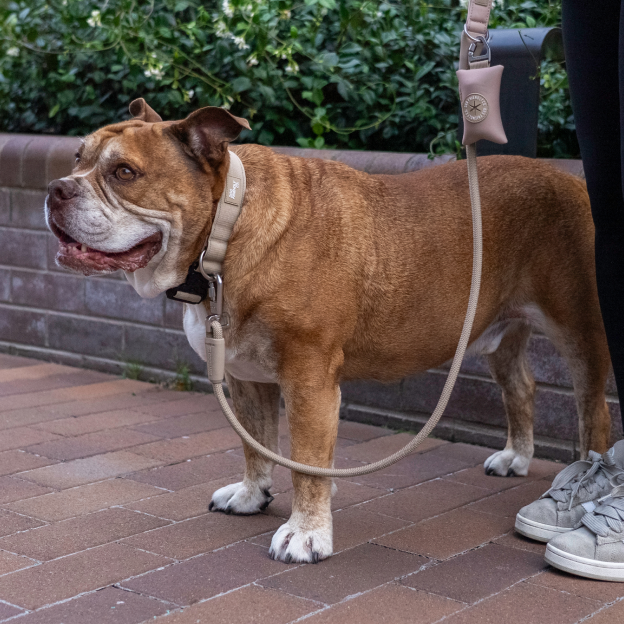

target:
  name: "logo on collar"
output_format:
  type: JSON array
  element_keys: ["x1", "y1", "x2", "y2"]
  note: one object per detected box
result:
[{"x1": 224, "y1": 175, "x2": 242, "y2": 206}]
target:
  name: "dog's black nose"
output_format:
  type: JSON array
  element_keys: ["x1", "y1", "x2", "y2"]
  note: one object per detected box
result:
[{"x1": 48, "y1": 178, "x2": 79, "y2": 202}]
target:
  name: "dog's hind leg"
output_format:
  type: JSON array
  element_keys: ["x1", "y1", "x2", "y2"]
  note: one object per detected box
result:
[
  {"x1": 209, "y1": 374, "x2": 280, "y2": 515},
  {"x1": 541, "y1": 308, "x2": 611, "y2": 459},
  {"x1": 484, "y1": 320, "x2": 536, "y2": 476}
]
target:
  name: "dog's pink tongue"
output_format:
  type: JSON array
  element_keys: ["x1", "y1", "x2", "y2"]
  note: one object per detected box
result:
[{"x1": 56, "y1": 235, "x2": 162, "y2": 275}]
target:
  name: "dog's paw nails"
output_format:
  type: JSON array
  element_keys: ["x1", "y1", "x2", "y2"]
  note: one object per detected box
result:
[
  {"x1": 259, "y1": 495, "x2": 274, "y2": 511},
  {"x1": 269, "y1": 521, "x2": 332, "y2": 564},
  {"x1": 209, "y1": 481, "x2": 273, "y2": 515},
  {"x1": 484, "y1": 450, "x2": 531, "y2": 477}
]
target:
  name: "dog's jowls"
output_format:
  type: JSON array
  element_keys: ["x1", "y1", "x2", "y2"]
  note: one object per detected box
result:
[{"x1": 45, "y1": 99, "x2": 612, "y2": 564}]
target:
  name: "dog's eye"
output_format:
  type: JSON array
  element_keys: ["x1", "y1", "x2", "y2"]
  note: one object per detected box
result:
[
  {"x1": 75, "y1": 152, "x2": 80, "y2": 163},
  {"x1": 116, "y1": 166, "x2": 135, "y2": 181}
]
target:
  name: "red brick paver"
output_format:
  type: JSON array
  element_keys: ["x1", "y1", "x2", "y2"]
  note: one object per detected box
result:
[{"x1": 0, "y1": 354, "x2": 619, "y2": 623}]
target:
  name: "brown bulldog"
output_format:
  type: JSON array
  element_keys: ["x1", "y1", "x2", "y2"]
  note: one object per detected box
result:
[{"x1": 45, "y1": 99, "x2": 611, "y2": 563}]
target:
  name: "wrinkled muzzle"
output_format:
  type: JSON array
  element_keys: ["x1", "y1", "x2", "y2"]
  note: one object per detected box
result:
[{"x1": 46, "y1": 177, "x2": 163, "y2": 276}]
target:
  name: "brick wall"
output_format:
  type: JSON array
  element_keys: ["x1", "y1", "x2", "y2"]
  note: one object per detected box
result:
[{"x1": 0, "y1": 133, "x2": 616, "y2": 460}]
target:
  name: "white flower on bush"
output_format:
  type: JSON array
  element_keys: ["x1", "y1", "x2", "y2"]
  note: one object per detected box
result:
[
  {"x1": 247, "y1": 54, "x2": 259, "y2": 66},
  {"x1": 6, "y1": 47, "x2": 19, "y2": 57},
  {"x1": 185, "y1": 89, "x2": 195, "y2": 101},
  {"x1": 232, "y1": 36, "x2": 249, "y2": 50},
  {"x1": 285, "y1": 62, "x2": 299, "y2": 74},
  {"x1": 87, "y1": 10, "x2": 101, "y2": 27},
  {"x1": 215, "y1": 21, "x2": 230, "y2": 38},
  {"x1": 222, "y1": 0, "x2": 234, "y2": 17},
  {"x1": 144, "y1": 66, "x2": 165, "y2": 80}
]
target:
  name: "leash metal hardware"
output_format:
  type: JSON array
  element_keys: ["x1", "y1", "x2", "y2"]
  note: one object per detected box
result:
[
  {"x1": 463, "y1": 24, "x2": 490, "y2": 44},
  {"x1": 198, "y1": 249, "x2": 229, "y2": 329},
  {"x1": 468, "y1": 35, "x2": 491, "y2": 65},
  {"x1": 204, "y1": 272, "x2": 230, "y2": 330}
]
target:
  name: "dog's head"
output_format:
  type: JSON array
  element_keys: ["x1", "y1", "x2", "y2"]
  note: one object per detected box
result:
[{"x1": 45, "y1": 99, "x2": 250, "y2": 297}]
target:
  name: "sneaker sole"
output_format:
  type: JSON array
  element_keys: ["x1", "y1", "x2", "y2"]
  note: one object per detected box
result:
[
  {"x1": 545, "y1": 543, "x2": 624, "y2": 582},
  {"x1": 515, "y1": 514, "x2": 572, "y2": 543}
]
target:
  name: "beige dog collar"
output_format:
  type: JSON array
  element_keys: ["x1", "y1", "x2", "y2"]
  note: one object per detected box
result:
[
  {"x1": 165, "y1": 151, "x2": 245, "y2": 307},
  {"x1": 199, "y1": 151, "x2": 246, "y2": 277}
]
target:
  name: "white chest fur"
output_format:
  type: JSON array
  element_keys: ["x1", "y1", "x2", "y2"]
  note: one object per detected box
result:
[{"x1": 182, "y1": 305, "x2": 277, "y2": 384}]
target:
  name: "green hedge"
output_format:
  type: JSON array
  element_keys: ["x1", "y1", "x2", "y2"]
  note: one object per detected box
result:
[{"x1": 0, "y1": 0, "x2": 575, "y2": 157}]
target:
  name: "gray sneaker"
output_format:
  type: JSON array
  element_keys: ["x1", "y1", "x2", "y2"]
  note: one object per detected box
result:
[
  {"x1": 515, "y1": 441, "x2": 624, "y2": 542},
  {"x1": 545, "y1": 484, "x2": 624, "y2": 581}
]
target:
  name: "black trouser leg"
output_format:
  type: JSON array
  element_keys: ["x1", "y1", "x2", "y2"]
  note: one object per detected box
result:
[{"x1": 562, "y1": 0, "x2": 624, "y2": 427}]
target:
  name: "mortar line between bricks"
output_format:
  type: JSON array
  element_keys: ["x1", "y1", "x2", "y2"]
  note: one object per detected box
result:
[
  {"x1": 0, "y1": 224, "x2": 55, "y2": 235},
  {"x1": 114, "y1": 539, "x2": 309, "y2": 597},
  {"x1": 373, "y1": 527, "x2": 514, "y2": 575},
  {"x1": 0, "y1": 302, "x2": 187, "y2": 333},
  {"x1": 108, "y1": 525, "x2": 287, "y2": 570},
  {"x1": 0, "y1": 539, "x2": 46, "y2": 559},
  {"x1": 289, "y1": 581, "x2": 404, "y2": 624},
  {"x1": 575, "y1": 596, "x2": 624, "y2": 623},
  {"x1": 0, "y1": 387, "x2": 181, "y2": 426},
  {"x1": 22, "y1": 584, "x2": 181, "y2": 622},
  {"x1": 0, "y1": 597, "x2": 27, "y2": 613},
  {"x1": 0, "y1": 556, "x2": 40, "y2": 578},
  {"x1": 429, "y1": 566, "x2": 603, "y2": 624},
  {"x1": 12, "y1": 575, "x2": 178, "y2": 617},
  {"x1": 420, "y1": 567, "x2": 545, "y2": 617},
  {"x1": 346, "y1": 476, "x2": 494, "y2": 518},
  {"x1": 0, "y1": 486, "x2": 175, "y2": 525},
  {"x1": 347, "y1": 472, "x2": 549, "y2": 527},
  {"x1": 428, "y1": 366, "x2": 620, "y2": 401},
  {"x1": 0, "y1": 505, "x2": 181, "y2": 559},
  {"x1": 525, "y1": 575, "x2": 624, "y2": 610}
]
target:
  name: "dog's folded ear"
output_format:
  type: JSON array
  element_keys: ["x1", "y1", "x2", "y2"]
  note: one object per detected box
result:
[
  {"x1": 168, "y1": 107, "x2": 251, "y2": 167},
  {"x1": 129, "y1": 98, "x2": 163, "y2": 123}
]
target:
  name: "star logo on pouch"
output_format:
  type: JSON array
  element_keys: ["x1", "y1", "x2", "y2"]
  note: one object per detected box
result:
[{"x1": 463, "y1": 93, "x2": 489, "y2": 123}]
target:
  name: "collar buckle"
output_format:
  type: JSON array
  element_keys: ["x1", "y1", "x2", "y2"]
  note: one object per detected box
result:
[{"x1": 165, "y1": 261, "x2": 209, "y2": 304}]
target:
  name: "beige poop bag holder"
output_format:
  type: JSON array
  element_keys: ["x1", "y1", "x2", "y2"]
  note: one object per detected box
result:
[{"x1": 207, "y1": 0, "x2": 507, "y2": 478}]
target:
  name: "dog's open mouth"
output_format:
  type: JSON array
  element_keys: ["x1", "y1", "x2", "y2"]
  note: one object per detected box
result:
[{"x1": 50, "y1": 223, "x2": 163, "y2": 275}]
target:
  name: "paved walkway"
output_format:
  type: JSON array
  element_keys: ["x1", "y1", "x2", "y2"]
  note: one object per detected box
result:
[{"x1": 0, "y1": 353, "x2": 622, "y2": 623}]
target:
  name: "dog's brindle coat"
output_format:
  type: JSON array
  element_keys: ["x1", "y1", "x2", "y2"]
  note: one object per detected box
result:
[{"x1": 46, "y1": 101, "x2": 611, "y2": 563}]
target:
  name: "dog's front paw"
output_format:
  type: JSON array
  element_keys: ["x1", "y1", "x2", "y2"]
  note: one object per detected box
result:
[
  {"x1": 269, "y1": 518, "x2": 333, "y2": 564},
  {"x1": 484, "y1": 449, "x2": 531, "y2": 477},
  {"x1": 209, "y1": 481, "x2": 273, "y2": 515}
]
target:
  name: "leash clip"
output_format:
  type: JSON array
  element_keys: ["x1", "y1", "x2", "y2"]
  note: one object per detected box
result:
[
  {"x1": 201, "y1": 271, "x2": 230, "y2": 330},
  {"x1": 464, "y1": 26, "x2": 491, "y2": 66},
  {"x1": 468, "y1": 36, "x2": 491, "y2": 65}
]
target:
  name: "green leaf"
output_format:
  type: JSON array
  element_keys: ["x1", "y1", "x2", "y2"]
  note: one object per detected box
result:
[{"x1": 231, "y1": 77, "x2": 252, "y2": 92}]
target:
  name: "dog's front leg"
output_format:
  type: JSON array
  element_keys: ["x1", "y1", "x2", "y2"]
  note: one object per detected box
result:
[
  {"x1": 209, "y1": 373, "x2": 280, "y2": 514},
  {"x1": 269, "y1": 352, "x2": 341, "y2": 564}
]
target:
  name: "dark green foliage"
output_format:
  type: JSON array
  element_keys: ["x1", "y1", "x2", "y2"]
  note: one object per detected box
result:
[{"x1": 0, "y1": 0, "x2": 574, "y2": 156}]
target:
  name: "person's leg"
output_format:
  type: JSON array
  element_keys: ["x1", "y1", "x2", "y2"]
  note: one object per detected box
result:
[{"x1": 562, "y1": 0, "x2": 624, "y2": 426}]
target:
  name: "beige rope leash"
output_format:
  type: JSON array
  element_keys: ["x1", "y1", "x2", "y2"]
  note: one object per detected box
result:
[{"x1": 202, "y1": 0, "x2": 505, "y2": 477}]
